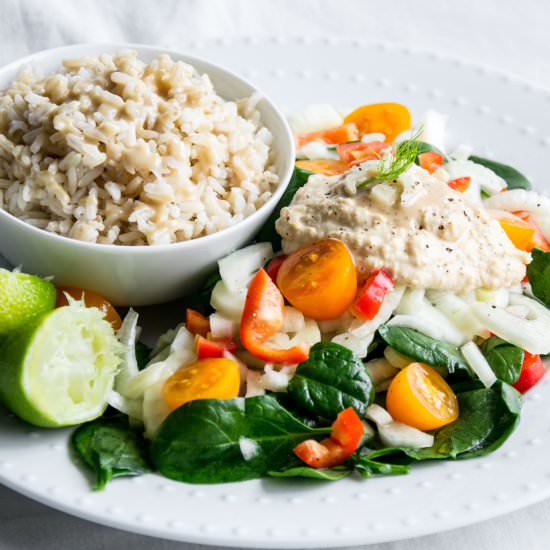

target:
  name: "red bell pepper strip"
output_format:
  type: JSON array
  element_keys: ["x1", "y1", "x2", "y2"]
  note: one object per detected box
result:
[
  {"x1": 186, "y1": 308, "x2": 210, "y2": 337},
  {"x1": 352, "y1": 269, "x2": 394, "y2": 321},
  {"x1": 295, "y1": 123, "x2": 360, "y2": 149},
  {"x1": 513, "y1": 352, "x2": 546, "y2": 393},
  {"x1": 293, "y1": 408, "x2": 364, "y2": 468},
  {"x1": 240, "y1": 269, "x2": 309, "y2": 364},
  {"x1": 336, "y1": 140, "x2": 391, "y2": 166},
  {"x1": 195, "y1": 335, "x2": 237, "y2": 359},
  {"x1": 447, "y1": 176, "x2": 471, "y2": 193},
  {"x1": 418, "y1": 151, "x2": 444, "y2": 174}
]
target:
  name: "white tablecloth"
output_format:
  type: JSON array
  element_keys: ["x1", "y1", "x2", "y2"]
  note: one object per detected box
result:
[{"x1": 1, "y1": 0, "x2": 550, "y2": 548}]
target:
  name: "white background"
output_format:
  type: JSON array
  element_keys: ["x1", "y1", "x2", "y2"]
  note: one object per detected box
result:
[{"x1": 1, "y1": 0, "x2": 550, "y2": 548}]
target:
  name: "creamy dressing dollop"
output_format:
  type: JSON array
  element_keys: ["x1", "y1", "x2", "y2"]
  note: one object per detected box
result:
[{"x1": 275, "y1": 163, "x2": 529, "y2": 291}]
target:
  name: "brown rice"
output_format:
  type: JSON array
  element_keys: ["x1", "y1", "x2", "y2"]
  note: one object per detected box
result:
[{"x1": 0, "y1": 50, "x2": 279, "y2": 245}]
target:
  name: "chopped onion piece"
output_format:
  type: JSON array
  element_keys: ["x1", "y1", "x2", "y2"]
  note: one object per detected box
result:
[
  {"x1": 245, "y1": 370, "x2": 265, "y2": 397},
  {"x1": 239, "y1": 437, "x2": 260, "y2": 461},
  {"x1": 378, "y1": 422, "x2": 434, "y2": 449},
  {"x1": 211, "y1": 280, "x2": 247, "y2": 320},
  {"x1": 218, "y1": 243, "x2": 273, "y2": 292},
  {"x1": 288, "y1": 104, "x2": 343, "y2": 134},
  {"x1": 446, "y1": 159, "x2": 506, "y2": 195},
  {"x1": 384, "y1": 346, "x2": 412, "y2": 369},
  {"x1": 460, "y1": 341, "x2": 496, "y2": 388},
  {"x1": 209, "y1": 313, "x2": 237, "y2": 339},
  {"x1": 296, "y1": 140, "x2": 340, "y2": 160},
  {"x1": 365, "y1": 358, "x2": 399, "y2": 384},
  {"x1": 331, "y1": 331, "x2": 371, "y2": 357},
  {"x1": 365, "y1": 404, "x2": 393, "y2": 426},
  {"x1": 282, "y1": 306, "x2": 305, "y2": 333}
]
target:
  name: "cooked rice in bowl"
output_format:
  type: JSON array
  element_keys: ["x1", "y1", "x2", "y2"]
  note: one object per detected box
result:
[{"x1": 0, "y1": 50, "x2": 279, "y2": 245}]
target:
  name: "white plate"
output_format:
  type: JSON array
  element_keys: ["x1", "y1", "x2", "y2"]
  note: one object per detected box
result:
[{"x1": 2, "y1": 37, "x2": 550, "y2": 548}]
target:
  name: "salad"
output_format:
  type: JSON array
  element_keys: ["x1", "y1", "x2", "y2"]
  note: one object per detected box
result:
[{"x1": 1, "y1": 101, "x2": 550, "y2": 488}]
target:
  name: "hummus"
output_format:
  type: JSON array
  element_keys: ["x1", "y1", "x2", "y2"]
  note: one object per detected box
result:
[{"x1": 275, "y1": 164, "x2": 530, "y2": 291}]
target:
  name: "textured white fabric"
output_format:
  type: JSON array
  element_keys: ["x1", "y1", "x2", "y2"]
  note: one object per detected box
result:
[{"x1": 1, "y1": 0, "x2": 550, "y2": 548}]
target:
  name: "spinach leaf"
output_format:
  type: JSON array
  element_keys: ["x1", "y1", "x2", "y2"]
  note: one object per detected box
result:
[
  {"x1": 378, "y1": 325, "x2": 470, "y2": 374},
  {"x1": 527, "y1": 248, "x2": 550, "y2": 307},
  {"x1": 72, "y1": 418, "x2": 151, "y2": 490},
  {"x1": 150, "y1": 395, "x2": 331, "y2": 484},
  {"x1": 255, "y1": 167, "x2": 312, "y2": 250},
  {"x1": 480, "y1": 337, "x2": 523, "y2": 384},
  {"x1": 287, "y1": 342, "x2": 374, "y2": 420},
  {"x1": 469, "y1": 155, "x2": 531, "y2": 190},
  {"x1": 414, "y1": 141, "x2": 448, "y2": 163},
  {"x1": 269, "y1": 465, "x2": 350, "y2": 481},
  {"x1": 407, "y1": 382, "x2": 522, "y2": 460},
  {"x1": 135, "y1": 341, "x2": 152, "y2": 371}
]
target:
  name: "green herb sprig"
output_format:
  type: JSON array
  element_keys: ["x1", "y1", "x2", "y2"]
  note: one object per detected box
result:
[{"x1": 357, "y1": 129, "x2": 423, "y2": 189}]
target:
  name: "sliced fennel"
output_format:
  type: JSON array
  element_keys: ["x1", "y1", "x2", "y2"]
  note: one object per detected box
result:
[
  {"x1": 470, "y1": 294, "x2": 550, "y2": 354},
  {"x1": 460, "y1": 341, "x2": 497, "y2": 388},
  {"x1": 394, "y1": 289, "x2": 466, "y2": 345},
  {"x1": 218, "y1": 242, "x2": 273, "y2": 293},
  {"x1": 484, "y1": 189, "x2": 550, "y2": 240}
]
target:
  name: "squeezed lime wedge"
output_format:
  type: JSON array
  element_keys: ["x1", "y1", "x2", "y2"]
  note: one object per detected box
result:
[
  {"x1": 0, "y1": 303, "x2": 122, "y2": 427},
  {"x1": 0, "y1": 268, "x2": 56, "y2": 335}
]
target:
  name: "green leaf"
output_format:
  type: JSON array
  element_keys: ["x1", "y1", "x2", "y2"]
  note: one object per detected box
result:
[
  {"x1": 377, "y1": 325, "x2": 470, "y2": 374},
  {"x1": 72, "y1": 418, "x2": 151, "y2": 490},
  {"x1": 198, "y1": 269, "x2": 222, "y2": 314},
  {"x1": 469, "y1": 155, "x2": 532, "y2": 190},
  {"x1": 414, "y1": 141, "x2": 448, "y2": 163},
  {"x1": 407, "y1": 382, "x2": 522, "y2": 460},
  {"x1": 354, "y1": 449, "x2": 411, "y2": 478},
  {"x1": 255, "y1": 167, "x2": 312, "y2": 250},
  {"x1": 150, "y1": 395, "x2": 331, "y2": 484},
  {"x1": 527, "y1": 248, "x2": 550, "y2": 307},
  {"x1": 287, "y1": 342, "x2": 374, "y2": 420},
  {"x1": 268, "y1": 466, "x2": 350, "y2": 481},
  {"x1": 480, "y1": 336, "x2": 524, "y2": 384},
  {"x1": 135, "y1": 341, "x2": 152, "y2": 371}
]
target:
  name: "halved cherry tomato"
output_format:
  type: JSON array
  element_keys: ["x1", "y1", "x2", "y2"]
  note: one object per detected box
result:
[
  {"x1": 56, "y1": 287, "x2": 122, "y2": 330},
  {"x1": 276, "y1": 238, "x2": 357, "y2": 320},
  {"x1": 186, "y1": 308, "x2": 210, "y2": 337},
  {"x1": 352, "y1": 269, "x2": 394, "y2": 321},
  {"x1": 418, "y1": 151, "x2": 444, "y2": 174},
  {"x1": 330, "y1": 407, "x2": 364, "y2": 454},
  {"x1": 343, "y1": 102, "x2": 411, "y2": 143},
  {"x1": 295, "y1": 123, "x2": 359, "y2": 149},
  {"x1": 240, "y1": 269, "x2": 309, "y2": 364},
  {"x1": 513, "y1": 352, "x2": 546, "y2": 393},
  {"x1": 498, "y1": 214, "x2": 535, "y2": 251},
  {"x1": 336, "y1": 140, "x2": 392, "y2": 166},
  {"x1": 162, "y1": 358, "x2": 240, "y2": 410},
  {"x1": 295, "y1": 159, "x2": 349, "y2": 176},
  {"x1": 386, "y1": 362, "x2": 459, "y2": 431},
  {"x1": 514, "y1": 211, "x2": 550, "y2": 251},
  {"x1": 447, "y1": 176, "x2": 471, "y2": 193},
  {"x1": 293, "y1": 407, "x2": 364, "y2": 468},
  {"x1": 195, "y1": 335, "x2": 237, "y2": 360},
  {"x1": 265, "y1": 255, "x2": 287, "y2": 283}
]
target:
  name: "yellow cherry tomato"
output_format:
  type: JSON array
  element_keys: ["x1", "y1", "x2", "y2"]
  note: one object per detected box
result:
[
  {"x1": 343, "y1": 102, "x2": 411, "y2": 143},
  {"x1": 276, "y1": 238, "x2": 357, "y2": 320},
  {"x1": 162, "y1": 358, "x2": 240, "y2": 410},
  {"x1": 386, "y1": 362, "x2": 459, "y2": 431}
]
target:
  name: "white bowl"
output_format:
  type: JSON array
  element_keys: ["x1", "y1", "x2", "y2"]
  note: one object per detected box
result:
[{"x1": 0, "y1": 43, "x2": 295, "y2": 305}]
